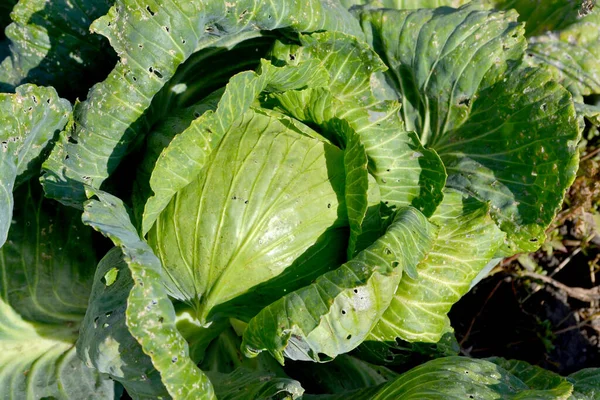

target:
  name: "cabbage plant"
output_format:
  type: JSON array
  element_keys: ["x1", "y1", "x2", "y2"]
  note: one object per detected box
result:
[{"x1": 0, "y1": 0, "x2": 599, "y2": 398}]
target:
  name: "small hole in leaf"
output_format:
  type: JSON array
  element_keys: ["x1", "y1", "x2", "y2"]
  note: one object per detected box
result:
[
  {"x1": 541, "y1": 103, "x2": 547, "y2": 111},
  {"x1": 67, "y1": 136, "x2": 78, "y2": 145},
  {"x1": 149, "y1": 67, "x2": 163, "y2": 79},
  {"x1": 164, "y1": 26, "x2": 170, "y2": 33},
  {"x1": 132, "y1": 76, "x2": 137, "y2": 82},
  {"x1": 158, "y1": 317, "x2": 164, "y2": 323},
  {"x1": 101, "y1": 267, "x2": 119, "y2": 286},
  {"x1": 146, "y1": 5, "x2": 155, "y2": 16},
  {"x1": 106, "y1": 311, "x2": 112, "y2": 318},
  {"x1": 353, "y1": 289, "x2": 358, "y2": 294},
  {"x1": 172, "y1": 356, "x2": 178, "y2": 363},
  {"x1": 327, "y1": 203, "x2": 331, "y2": 208},
  {"x1": 138, "y1": 43, "x2": 143, "y2": 48},
  {"x1": 458, "y1": 97, "x2": 470, "y2": 107},
  {"x1": 341, "y1": 309, "x2": 346, "y2": 315},
  {"x1": 346, "y1": 334, "x2": 352, "y2": 340},
  {"x1": 289, "y1": 54, "x2": 296, "y2": 61}
]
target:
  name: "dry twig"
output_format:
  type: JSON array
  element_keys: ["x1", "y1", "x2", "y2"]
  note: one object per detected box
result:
[{"x1": 518, "y1": 271, "x2": 600, "y2": 302}]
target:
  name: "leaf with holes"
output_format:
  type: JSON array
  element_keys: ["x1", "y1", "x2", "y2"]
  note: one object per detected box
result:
[
  {"x1": 0, "y1": 182, "x2": 114, "y2": 399},
  {"x1": 359, "y1": 3, "x2": 580, "y2": 254}
]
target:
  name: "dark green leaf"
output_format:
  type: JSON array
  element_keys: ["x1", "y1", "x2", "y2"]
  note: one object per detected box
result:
[
  {"x1": 0, "y1": 182, "x2": 113, "y2": 399},
  {"x1": 0, "y1": 0, "x2": 116, "y2": 100},
  {"x1": 82, "y1": 188, "x2": 216, "y2": 399},
  {"x1": 77, "y1": 248, "x2": 169, "y2": 399},
  {"x1": 360, "y1": 4, "x2": 580, "y2": 253}
]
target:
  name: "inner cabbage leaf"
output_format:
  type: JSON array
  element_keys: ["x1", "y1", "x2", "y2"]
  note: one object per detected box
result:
[{"x1": 148, "y1": 109, "x2": 349, "y2": 323}]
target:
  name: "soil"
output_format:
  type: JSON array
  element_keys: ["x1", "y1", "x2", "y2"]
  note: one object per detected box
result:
[{"x1": 451, "y1": 238, "x2": 600, "y2": 374}]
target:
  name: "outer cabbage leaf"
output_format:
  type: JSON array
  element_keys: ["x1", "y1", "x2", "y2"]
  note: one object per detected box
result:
[
  {"x1": 480, "y1": 1, "x2": 600, "y2": 99},
  {"x1": 526, "y1": 11, "x2": 600, "y2": 99},
  {"x1": 0, "y1": 84, "x2": 70, "y2": 249},
  {"x1": 488, "y1": 358, "x2": 575, "y2": 399},
  {"x1": 344, "y1": 0, "x2": 600, "y2": 101},
  {"x1": 368, "y1": 189, "x2": 504, "y2": 343},
  {"x1": 82, "y1": 188, "x2": 215, "y2": 399},
  {"x1": 40, "y1": 0, "x2": 363, "y2": 207},
  {"x1": 576, "y1": 102, "x2": 600, "y2": 127},
  {"x1": 486, "y1": 358, "x2": 600, "y2": 399},
  {"x1": 241, "y1": 207, "x2": 437, "y2": 363},
  {"x1": 0, "y1": 301, "x2": 115, "y2": 399},
  {"x1": 0, "y1": 182, "x2": 114, "y2": 399},
  {"x1": 147, "y1": 108, "x2": 348, "y2": 322},
  {"x1": 360, "y1": 4, "x2": 580, "y2": 254},
  {"x1": 0, "y1": 0, "x2": 116, "y2": 100},
  {"x1": 208, "y1": 368, "x2": 304, "y2": 400},
  {"x1": 486, "y1": 0, "x2": 584, "y2": 36},
  {"x1": 285, "y1": 354, "x2": 397, "y2": 395},
  {"x1": 77, "y1": 248, "x2": 170, "y2": 399},
  {"x1": 302, "y1": 357, "x2": 576, "y2": 399},
  {"x1": 568, "y1": 368, "x2": 600, "y2": 399},
  {"x1": 355, "y1": 330, "x2": 459, "y2": 366}
]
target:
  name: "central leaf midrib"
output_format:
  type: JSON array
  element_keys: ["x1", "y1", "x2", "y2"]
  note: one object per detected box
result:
[{"x1": 204, "y1": 112, "x2": 278, "y2": 297}]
